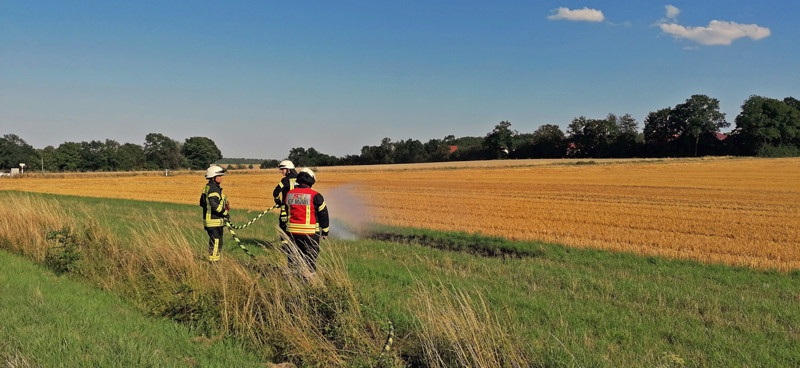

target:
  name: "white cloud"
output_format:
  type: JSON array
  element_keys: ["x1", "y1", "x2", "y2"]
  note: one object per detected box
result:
[
  {"x1": 664, "y1": 5, "x2": 680, "y2": 20},
  {"x1": 548, "y1": 7, "x2": 605, "y2": 22},
  {"x1": 659, "y1": 20, "x2": 771, "y2": 45}
]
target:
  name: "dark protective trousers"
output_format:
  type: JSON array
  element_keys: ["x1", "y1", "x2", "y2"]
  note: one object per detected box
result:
[
  {"x1": 285, "y1": 233, "x2": 321, "y2": 272},
  {"x1": 205, "y1": 226, "x2": 223, "y2": 262}
]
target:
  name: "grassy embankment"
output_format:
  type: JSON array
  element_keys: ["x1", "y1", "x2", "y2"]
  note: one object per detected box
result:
[
  {"x1": 1, "y1": 191, "x2": 799, "y2": 367},
  {"x1": 0, "y1": 249, "x2": 265, "y2": 367}
]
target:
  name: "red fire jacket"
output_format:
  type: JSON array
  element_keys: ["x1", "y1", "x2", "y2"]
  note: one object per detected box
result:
[{"x1": 286, "y1": 186, "x2": 330, "y2": 236}]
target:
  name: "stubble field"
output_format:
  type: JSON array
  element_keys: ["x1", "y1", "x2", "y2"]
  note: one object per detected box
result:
[{"x1": 5, "y1": 157, "x2": 799, "y2": 271}]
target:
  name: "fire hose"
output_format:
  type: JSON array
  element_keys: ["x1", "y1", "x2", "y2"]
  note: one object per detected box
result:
[{"x1": 223, "y1": 204, "x2": 280, "y2": 259}]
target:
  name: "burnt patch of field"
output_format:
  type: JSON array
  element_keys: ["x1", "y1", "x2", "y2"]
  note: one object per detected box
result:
[{"x1": 366, "y1": 228, "x2": 546, "y2": 259}]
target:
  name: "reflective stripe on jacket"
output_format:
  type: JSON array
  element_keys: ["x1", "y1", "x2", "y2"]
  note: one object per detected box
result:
[
  {"x1": 273, "y1": 173, "x2": 298, "y2": 205},
  {"x1": 200, "y1": 180, "x2": 228, "y2": 227}
]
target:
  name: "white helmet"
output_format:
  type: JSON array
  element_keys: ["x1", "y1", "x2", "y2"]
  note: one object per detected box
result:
[
  {"x1": 299, "y1": 167, "x2": 315, "y2": 179},
  {"x1": 278, "y1": 160, "x2": 295, "y2": 169},
  {"x1": 205, "y1": 165, "x2": 226, "y2": 179}
]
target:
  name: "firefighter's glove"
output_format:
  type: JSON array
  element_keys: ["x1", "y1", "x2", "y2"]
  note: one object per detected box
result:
[{"x1": 279, "y1": 210, "x2": 289, "y2": 223}]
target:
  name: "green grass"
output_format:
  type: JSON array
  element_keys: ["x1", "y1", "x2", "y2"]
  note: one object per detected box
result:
[
  {"x1": 2, "y1": 190, "x2": 799, "y2": 367},
  {"x1": 0, "y1": 249, "x2": 265, "y2": 368}
]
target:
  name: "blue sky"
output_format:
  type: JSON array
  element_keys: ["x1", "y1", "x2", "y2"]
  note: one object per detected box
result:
[{"x1": 2, "y1": 1, "x2": 798, "y2": 159}]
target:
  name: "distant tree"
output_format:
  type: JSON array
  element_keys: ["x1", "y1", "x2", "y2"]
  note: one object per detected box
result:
[
  {"x1": 673, "y1": 94, "x2": 728, "y2": 156},
  {"x1": 483, "y1": 121, "x2": 514, "y2": 159},
  {"x1": 423, "y1": 138, "x2": 451, "y2": 162},
  {"x1": 393, "y1": 139, "x2": 426, "y2": 163},
  {"x1": 143, "y1": 133, "x2": 186, "y2": 170},
  {"x1": 377, "y1": 138, "x2": 394, "y2": 164},
  {"x1": 611, "y1": 114, "x2": 641, "y2": 157},
  {"x1": 287, "y1": 147, "x2": 341, "y2": 167},
  {"x1": 732, "y1": 95, "x2": 800, "y2": 156},
  {"x1": 37, "y1": 146, "x2": 59, "y2": 172},
  {"x1": 0, "y1": 134, "x2": 36, "y2": 170},
  {"x1": 248, "y1": 164, "x2": 253, "y2": 169},
  {"x1": 99, "y1": 140, "x2": 122, "y2": 171},
  {"x1": 568, "y1": 116, "x2": 618, "y2": 157},
  {"x1": 260, "y1": 159, "x2": 279, "y2": 169},
  {"x1": 288, "y1": 147, "x2": 312, "y2": 167},
  {"x1": 182, "y1": 137, "x2": 223, "y2": 170},
  {"x1": 450, "y1": 145, "x2": 488, "y2": 161},
  {"x1": 617, "y1": 113, "x2": 639, "y2": 135},
  {"x1": 79, "y1": 140, "x2": 106, "y2": 171},
  {"x1": 784, "y1": 97, "x2": 800, "y2": 112},
  {"x1": 117, "y1": 143, "x2": 146, "y2": 171},
  {"x1": 643, "y1": 108, "x2": 678, "y2": 147},
  {"x1": 56, "y1": 142, "x2": 82, "y2": 172},
  {"x1": 531, "y1": 124, "x2": 567, "y2": 158}
]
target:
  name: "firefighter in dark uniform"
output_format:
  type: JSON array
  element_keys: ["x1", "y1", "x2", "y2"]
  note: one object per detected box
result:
[
  {"x1": 272, "y1": 160, "x2": 298, "y2": 237},
  {"x1": 285, "y1": 169, "x2": 329, "y2": 273},
  {"x1": 200, "y1": 165, "x2": 229, "y2": 262}
]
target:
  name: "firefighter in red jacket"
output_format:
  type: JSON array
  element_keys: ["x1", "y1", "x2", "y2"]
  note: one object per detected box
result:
[
  {"x1": 199, "y1": 165, "x2": 229, "y2": 262},
  {"x1": 284, "y1": 169, "x2": 329, "y2": 272}
]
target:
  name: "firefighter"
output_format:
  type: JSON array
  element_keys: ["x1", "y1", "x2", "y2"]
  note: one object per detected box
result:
[
  {"x1": 272, "y1": 160, "x2": 298, "y2": 237},
  {"x1": 284, "y1": 169, "x2": 329, "y2": 273},
  {"x1": 200, "y1": 165, "x2": 229, "y2": 262}
]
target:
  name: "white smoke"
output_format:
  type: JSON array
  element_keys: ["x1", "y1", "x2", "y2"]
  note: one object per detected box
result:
[{"x1": 323, "y1": 183, "x2": 373, "y2": 240}]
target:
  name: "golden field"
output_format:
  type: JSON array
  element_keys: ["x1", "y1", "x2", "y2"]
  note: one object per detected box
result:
[{"x1": 4, "y1": 157, "x2": 799, "y2": 271}]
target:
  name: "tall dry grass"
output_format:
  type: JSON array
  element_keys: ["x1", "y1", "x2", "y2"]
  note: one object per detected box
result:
[
  {"x1": 410, "y1": 281, "x2": 533, "y2": 368},
  {"x1": 0, "y1": 193, "x2": 534, "y2": 367}
]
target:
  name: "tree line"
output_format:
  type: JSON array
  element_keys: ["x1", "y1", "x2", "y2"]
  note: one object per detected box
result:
[
  {"x1": 3, "y1": 93, "x2": 798, "y2": 173},
  {"x1": 0, "y1": 133, "x2": 223, "y2": 172},
  {"x1": 272, "y1": 94, "x2": 800, "y2": 168}
]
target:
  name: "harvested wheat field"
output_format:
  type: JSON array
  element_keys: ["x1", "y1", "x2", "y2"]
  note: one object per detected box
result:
[{"x1": 5, "y1": 157, "x2": 799, "y2": 271}]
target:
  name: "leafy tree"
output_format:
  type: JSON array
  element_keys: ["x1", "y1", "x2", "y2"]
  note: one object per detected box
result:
[
  {"x1": 568, "y1": 116, "x2": 618, "y2": 157},
  {"x1": 37, "y1": 146, "x2": 59, "y2": 172},
  {"x1": 0, "y1": 134, "x2": 36, "y2": 170},
  {"x1": 260, "y1": 159, "x2": 280, "y2": 169},
  {"x1": 482, "y1": 121, "x2": 514, "y2": 159},
  {"x1": 116, "y1": 143, "x2": 146, "y2": 171},
  {"x1": 784, "y1": 97, "x2": 800, "y2": 112},
  {"x1": 732, "y1": 95, "x2": 800, "y2": 155},
  {"x1": 182, "y1": 137, "x2": 223, "y2": 170},
  {"x1": 99, "y1": 140, "x2": 122, "y2": 171},
  {"x1": 288, "y1": 147, "x2": 313, "y2": 167},
  {"x1": 56, "y1": 142, "x2": 82, "y2": 172},
  {"x1": 287, "y1": 147, "x2": 341, "y2": 167},
  {"x1": 644, "y1": 95, "x2": 728, "y2": 157},
  {"x1": 423, "y1": 138, "x2": 451, "y2": 162},
  {"x1": 143, "y1": 133, "x2": 186, "y2": 170},
  {"x1": 393, "y1": 139, "x2": 426, "y2": 163},
  {"x1": 673, "y1": 95, "x2": 728, "y2": 156},
  {"x1": 79, "y1": 140, "x2": 106, "y2": 171},
  {"x1": 611, "y1": 114, "x2": 641, "y2": 157},
  {"x1": 644, "y1": 108, "x2": 677, "y2": 145},
  {"x1": 617, "y1": 113, "x2": 639, "y2": 135},
  {"x1": 531, "y1": 124, "x2": 567, "y2": 158}
]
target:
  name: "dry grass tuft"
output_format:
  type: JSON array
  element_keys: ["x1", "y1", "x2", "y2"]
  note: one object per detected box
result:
[{"x1": 411, "y1": 281, "x2": 533, "y2": 368}]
